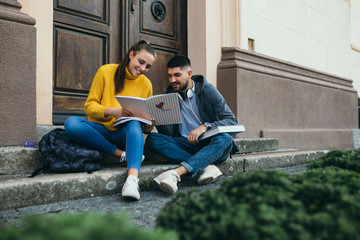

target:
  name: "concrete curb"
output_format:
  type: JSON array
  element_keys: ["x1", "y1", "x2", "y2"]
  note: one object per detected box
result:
[{"x1": 0, "y1": 150, "x2": 327, "y2": 211}]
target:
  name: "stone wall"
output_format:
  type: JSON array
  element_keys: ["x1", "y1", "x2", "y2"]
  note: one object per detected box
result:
[
  {"x1": 0, "y1": 0, "x2": 36, "y2": 146},
  {"x1": 218, "y1": 47, "x2": 358, "y2": 150}
]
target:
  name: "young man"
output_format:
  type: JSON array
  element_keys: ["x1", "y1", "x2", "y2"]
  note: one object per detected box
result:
[{"x1": 145, "y1": 55, "x2": 239, "y2": 194}]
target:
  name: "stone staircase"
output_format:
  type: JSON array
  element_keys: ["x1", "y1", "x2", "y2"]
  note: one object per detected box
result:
[{"x1": 0, "y1": 126, "x2": 327, "y2": 211}]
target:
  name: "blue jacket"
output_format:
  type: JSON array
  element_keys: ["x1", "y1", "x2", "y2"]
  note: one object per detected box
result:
[{"x1": 156, "y1": 75, "x2": 240, "y2": 154}]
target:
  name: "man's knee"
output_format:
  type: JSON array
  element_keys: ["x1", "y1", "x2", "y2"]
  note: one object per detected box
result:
[
  {"x1": 145, "y1": 132, "x2": 159, "y2": 149},
  {"x1": 145, "y1": 132, "x2": 170, "y2": 150},
  {"x1": 212, "y1": 133, "x2": 233, "y2": 145}
]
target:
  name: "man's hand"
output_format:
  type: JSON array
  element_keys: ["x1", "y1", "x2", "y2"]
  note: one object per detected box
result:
[
  {"x1": 105, "y1": 107, "x2": 132, "y2": 118},
  {"x1": 187, "y1": 124, "x2": 207, "y2": 144}
]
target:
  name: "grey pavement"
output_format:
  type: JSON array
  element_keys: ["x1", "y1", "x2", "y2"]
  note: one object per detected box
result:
[{"x1": 0, "y1": 164, "x2": 308, "y2": 229}]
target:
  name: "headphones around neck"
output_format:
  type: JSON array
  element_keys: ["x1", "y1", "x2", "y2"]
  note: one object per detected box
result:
[
  {"x1": 186, "y1": 88, "x2": 193, "y2": 99},
  {"x1": 177, "y1": 88, "x2": 193, "y2": 101}
]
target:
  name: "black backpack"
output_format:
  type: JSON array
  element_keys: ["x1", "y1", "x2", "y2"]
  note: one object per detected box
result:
[{"x1": 30, "y1": 128, "x2": 102, "y2": 177}]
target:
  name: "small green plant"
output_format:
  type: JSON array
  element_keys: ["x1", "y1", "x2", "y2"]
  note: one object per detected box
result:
[
  {"x1": 0, "y1": 212, "x2": 177, "y2": 240},
  {"x1": 139, "y1": 177, "x2": 157, "y2": 191}
]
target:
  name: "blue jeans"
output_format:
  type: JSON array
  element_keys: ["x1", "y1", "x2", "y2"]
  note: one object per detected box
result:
[
  {"x1": 145, "y1": 132, "x2": 233, "y2": 177},
  {"x1": 64, "y1": 116, "x2": 144, "y2": 172}
]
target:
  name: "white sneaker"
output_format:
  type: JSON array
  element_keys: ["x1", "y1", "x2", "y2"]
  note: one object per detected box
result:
[
  {"x1": 197, "y1": 165, "x2": 223, "y2": 185},
  {"x1": 154, "y1": 170, "x2": 181, "y2": 195},
  {"x1": 122, "y1": 175, "x2": 140, "y2": 200},
  {"x1": 120, "y1": 152, "x2": 145, "y2": 163}
]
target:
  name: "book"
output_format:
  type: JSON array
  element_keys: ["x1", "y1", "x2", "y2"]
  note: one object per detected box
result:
[
  {"x1": 113, "y1": 93, "x2": 182, "y2": 127},
  {"x1": 113, "y1": 116, "x2": 152, "y2": 126},
  {"x1": 199, "y1": 125, "x2": 245, "y2": 140}
]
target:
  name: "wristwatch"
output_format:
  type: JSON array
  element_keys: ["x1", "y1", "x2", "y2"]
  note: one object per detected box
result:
[{"x1": 203, "y1": 122, "x2": 211, "y2": 130}]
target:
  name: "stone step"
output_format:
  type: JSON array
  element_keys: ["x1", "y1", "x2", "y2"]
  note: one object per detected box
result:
[
  {"x1": 0, "y1": 137, "x2": 279, "y2": 175},
  {"x1": 0, "y1": 150, "x2": 326, "y2": 211},
  {"x1": 234, "y1": 138, "x2": 278, "y2": 153}
]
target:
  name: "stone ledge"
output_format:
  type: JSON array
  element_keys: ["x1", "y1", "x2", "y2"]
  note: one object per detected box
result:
[
  {"x1": 235, "y1": 138, "x2": 278, "y2": 153},
  {"x1": 0, "y1": 137, "x2": 279, "y2": 174},
  {"x1": 243, "y1": 150, "x2": 327, "y2": 172},
  {"x1": 0, "y1": 150, "x2": 326, "y2": 211}
]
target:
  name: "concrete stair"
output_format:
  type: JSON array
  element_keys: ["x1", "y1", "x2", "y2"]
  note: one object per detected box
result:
[{"x1": 0, "y1": 126, "x2": 327, "y2": 211}]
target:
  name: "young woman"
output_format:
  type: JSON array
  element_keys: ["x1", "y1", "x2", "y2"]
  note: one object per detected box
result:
[{"x1": 65, "y1": 40, "x2": 156, "y2": 200}]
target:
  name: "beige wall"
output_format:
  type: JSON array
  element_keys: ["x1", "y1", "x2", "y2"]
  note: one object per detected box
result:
[
  {"x1": 189, "y1": 0, "x2": 360, "y2": 98},
  {"x1": 241, "y1": 0, "x2": 360, "y2": 96},
  {"x1": 19, "y1": 0, "x2": 53, "y2": 125},
  {"x1": 188, "y1": 0, "x2": 241, "y2": 86},
  {"x1": 351, "y1": 0, "x2": 360, "y2": 93}
]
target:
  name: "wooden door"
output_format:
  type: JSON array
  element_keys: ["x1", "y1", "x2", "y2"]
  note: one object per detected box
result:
[
  {"x1": 52, "y1": 0, "x2": 121, "y2": 124},
  {"x1": 127, "y1": 0, "x2": 187, "y2": 95},
  {"x1": 53, "y1": 0, "x2": 187, "y2": 124}
]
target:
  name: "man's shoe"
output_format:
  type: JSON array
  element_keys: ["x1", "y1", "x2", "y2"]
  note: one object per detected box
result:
[
  {"x1": 154, "y1": 170, "x2": 181, "y2": 195},
  {"x1": 122, "y1": 175, "x2": 140, "y2": 200},
  {"x1": 197, "y1": 165, "x2": 223, "y2": 185},
  {"x1": 120, "y1": 151, "x2": 145, "y2": 163}
]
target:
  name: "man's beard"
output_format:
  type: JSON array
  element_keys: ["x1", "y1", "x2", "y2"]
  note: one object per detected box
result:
[{"x1": 176, "y1": 78, "x2": 189, "y2": 92}]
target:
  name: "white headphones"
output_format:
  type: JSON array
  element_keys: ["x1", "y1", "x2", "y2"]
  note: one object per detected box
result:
[
  {"x1": 177, "y1": 87, "x2": 194, "y2": 100},
  {"x1": 186, "y1": 88, "x2": 194, "y2": 99}
]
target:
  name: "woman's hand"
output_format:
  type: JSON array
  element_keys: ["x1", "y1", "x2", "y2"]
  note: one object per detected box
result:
[
  {"x1": 142, "y1": 119, "x2": 155, "y2": 134},
  {"x1": 105, "y1": 107, "x2": 132, "y2": 118}
]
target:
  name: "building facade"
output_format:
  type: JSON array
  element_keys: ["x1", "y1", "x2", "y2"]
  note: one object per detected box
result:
[{"x1": 1, "y1": 0, "x2": 359, "y2": 150}]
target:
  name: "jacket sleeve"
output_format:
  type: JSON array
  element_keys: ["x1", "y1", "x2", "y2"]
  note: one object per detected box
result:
[{"x1": 201, "y1": 84, "x2": 238, "y2": 128}]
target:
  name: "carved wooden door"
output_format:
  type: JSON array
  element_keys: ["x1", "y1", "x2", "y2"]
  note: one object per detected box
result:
[
  {"x1": 53, "y1": 0, "x2": 187, "y2": 124},
  {"x1": 52, "y1": 0, "x2": 121, "y2": 124},
  {"x1": 127, "y1": 0, "x2": 187, "y2": 95}
]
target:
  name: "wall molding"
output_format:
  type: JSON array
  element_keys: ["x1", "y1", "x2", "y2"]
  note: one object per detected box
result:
[{"x1": 218, "y1": 47, "x2": 356, "y2": 93}]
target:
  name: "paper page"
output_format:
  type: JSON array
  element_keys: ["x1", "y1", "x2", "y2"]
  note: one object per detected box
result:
[
  {"x1": 115, "y1": 96, "x2": 151, "y2": 120},
  {"x1": 145, "y1": 93, "x2": 182, "y2": 125}
]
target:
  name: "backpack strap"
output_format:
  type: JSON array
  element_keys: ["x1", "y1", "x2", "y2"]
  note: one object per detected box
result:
[{"x1": 28, "y1": 165, "x2": 49, "y2": 178}]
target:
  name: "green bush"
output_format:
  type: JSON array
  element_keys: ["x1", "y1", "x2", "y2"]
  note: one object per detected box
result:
[
  {"x1": 157, "y1": 167, "x2": 360, "y2": 240},
  {"x1": 0, "y1": 212, "x2": 177, "y2": 240},
  {"x1": 308, "y1": 149, "x2": 360, "y2": 173}
]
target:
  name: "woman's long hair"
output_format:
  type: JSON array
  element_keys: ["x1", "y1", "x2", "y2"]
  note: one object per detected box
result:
[{"x1": 114, "y1": 40, "x2": 155, "y2": 94}]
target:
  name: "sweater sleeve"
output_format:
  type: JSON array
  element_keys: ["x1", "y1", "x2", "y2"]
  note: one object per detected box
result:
[{"x1": 84, "y1": 67, "x2": 108, "y2": 121}]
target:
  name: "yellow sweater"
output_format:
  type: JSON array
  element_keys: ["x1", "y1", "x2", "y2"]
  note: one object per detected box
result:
[{"x1": 84, "y1": 64, "x2": 153, "y2": 131}]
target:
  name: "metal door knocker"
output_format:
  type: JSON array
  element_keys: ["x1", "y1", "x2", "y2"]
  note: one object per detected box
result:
[{"x1": 151, "y1": 1, "x2": 166, "y2": 22}]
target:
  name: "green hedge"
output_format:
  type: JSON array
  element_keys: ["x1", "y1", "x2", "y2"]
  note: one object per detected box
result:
[
  {"x1": 0, "y1": 212, "x2": 177, "y2": 240},
  {"x1": 307, "y1": 149, "x2": 360, "y2": 172},
  {"x1": 156, "y1": 150, "x2": 360, "y2": 240}
]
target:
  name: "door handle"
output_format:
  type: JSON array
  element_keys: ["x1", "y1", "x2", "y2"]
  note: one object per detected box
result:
[{"x1": 130, "y1": 1, "x2": 135, "y2": 13}]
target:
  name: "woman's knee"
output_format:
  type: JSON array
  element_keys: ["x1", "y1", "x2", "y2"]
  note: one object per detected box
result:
[
  {"x1": 64, "y1": 116, "x2": 86, "y2": 137},
  {"x1": 125, "y1": 120, "x2": 142, "y2": 134},
  {"x1": 64, "y1": 116, "x2": 78, "y2": 132}
]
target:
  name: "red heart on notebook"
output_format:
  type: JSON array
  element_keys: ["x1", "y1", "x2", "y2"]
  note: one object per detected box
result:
[{"x1": 156, "y1": 102, "x2": 164, "y2": 109}]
